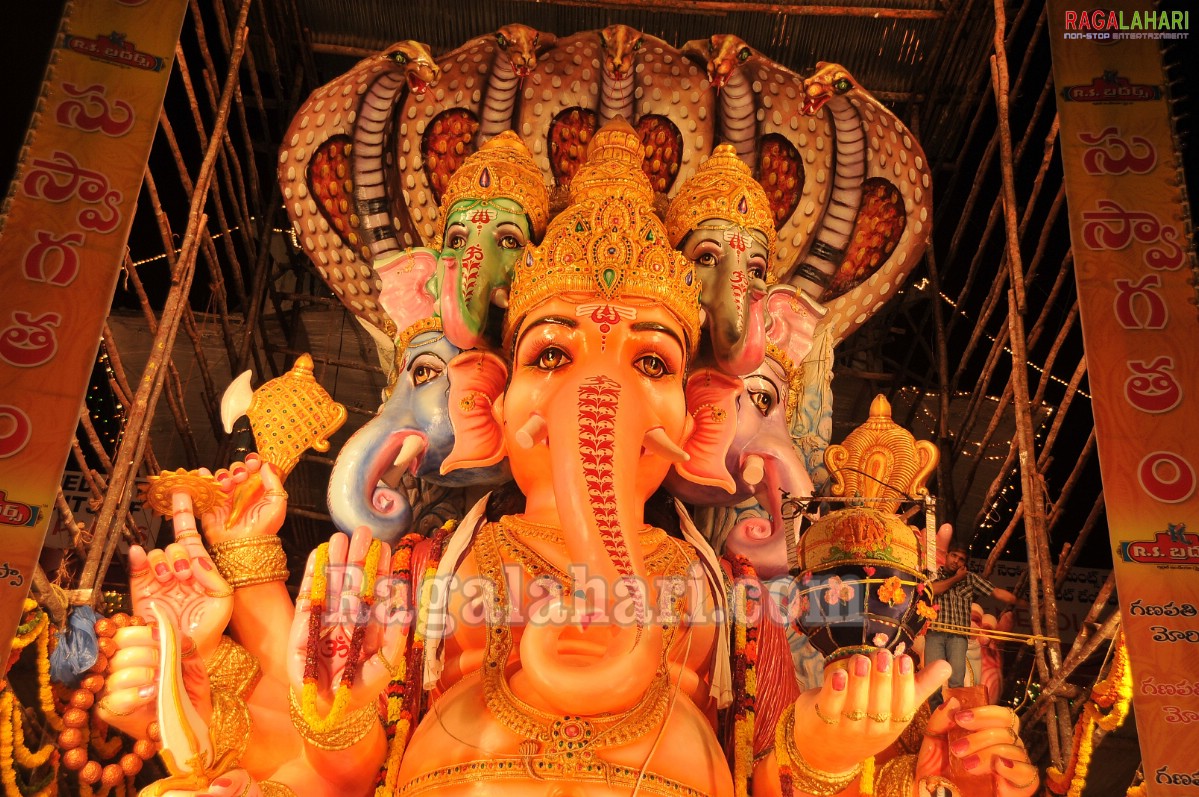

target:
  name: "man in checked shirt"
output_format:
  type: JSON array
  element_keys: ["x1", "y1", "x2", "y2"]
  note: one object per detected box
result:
[{"x1": 925, "y1": 543, "x2": 1024, "y2": 709}]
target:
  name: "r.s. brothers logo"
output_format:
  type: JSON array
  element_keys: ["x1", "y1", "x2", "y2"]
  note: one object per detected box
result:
[
  {"x1": 1063, "y1": 8, "x2": 1189, "y2": 40},
  {"x1": 1060, "y1": 70, "x2": 1161, "y2": 103}
]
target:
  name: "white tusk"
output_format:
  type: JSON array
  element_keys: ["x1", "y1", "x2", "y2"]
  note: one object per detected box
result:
[
  {"x1": 382, "y1": 435, "x2": 427, "y2": 486},
  {"x1": 514, "y1": 414, "x2": 548, "y2": 449},
  {"x1": 643, "y1": 427, "x2": 689, "y2": 463},
  {"x1": 742, "y1": 454, "x2": 765, "y2": 486}
]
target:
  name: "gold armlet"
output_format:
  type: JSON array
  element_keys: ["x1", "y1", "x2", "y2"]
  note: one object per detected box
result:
[
  {"x1": 259, "y1": 781, "x2": 298, "y2": 797},
  {"x1": 875, "y1": 754, "x2": 918, "y2": 797},
  {"x1": 205, "y1": 636, "x2": 263, "y2": 700},
  {"x1": 209, "y1": 688, "x2": 251, "y2": 769},
  {"x1": 210, "y1": 536, "x2": 289, "y2": 588},
  {"x1": 776, "y1": 704, "x2": 862, "y2": 796},
  {"x1": 287, "y1": 688, "x2": 378, "y2": 751}
]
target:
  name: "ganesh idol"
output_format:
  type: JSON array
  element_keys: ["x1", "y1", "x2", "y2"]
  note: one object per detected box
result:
[{"x1": 100, "y1": 123, "x2": 1040, "y2": 797}]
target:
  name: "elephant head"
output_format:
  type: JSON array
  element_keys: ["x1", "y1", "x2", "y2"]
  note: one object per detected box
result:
[
  {"x1": 666, "y1": 285, "x2": 825, "y2": 577},
  {"x1": 441, "y1": 123, "x2": 739, "y2": 714},
  {"x1": 434, "y1": 131, "x2": 550, "y2": 350},
  {"x1": 666, "y1": 144, "x2": 775, "y2": 376},
  {"x1": 327, "y1": 319, "x2": 509, "y2": 543}
]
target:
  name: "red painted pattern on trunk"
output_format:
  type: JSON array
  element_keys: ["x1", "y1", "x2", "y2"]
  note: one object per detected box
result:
[
  {"x1": 461, "y1": 244, "x2": 484, "y2": 303},
  {"x1": 576, "y1": 375, "x2": 644, "y2": 622}
]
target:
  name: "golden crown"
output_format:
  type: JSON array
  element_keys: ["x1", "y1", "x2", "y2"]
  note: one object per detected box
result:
[
  {"x1": 664, "y1": 143, "x2": 777, "y2": 265},
  {"x1": 437, "y1": 130, "x2": 550, "y2": 240},
  {"x1": 505, "y1": 121, "x2": 701, "y2": 349}
]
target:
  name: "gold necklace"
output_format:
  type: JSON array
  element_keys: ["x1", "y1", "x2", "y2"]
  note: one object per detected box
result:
[
  {"x1": 502, "y1": 513, "x2": 668, "y2": 546},
  {"x1": 495, "y1": 515, "x2": 679, "y2": 585}
]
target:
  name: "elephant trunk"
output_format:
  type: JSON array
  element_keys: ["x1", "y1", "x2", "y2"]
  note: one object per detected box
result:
[
  {"x1": 327, "y1": 420, "x2": 427, "y2": 544},
  {"x1": 516, "y1": 374, "x2": 665, "y2": 715},
  {"x1": 712, "y1": 284, "x2": 767, "y2": 376},
  {"x1": 439, "y1": 254, "x2": 490, "y2": 350},
  {"x1": 726, "y1": 440, "x2": 815, "y2": 579}
]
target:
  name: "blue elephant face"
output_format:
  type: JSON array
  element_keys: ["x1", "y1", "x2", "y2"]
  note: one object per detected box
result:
[{"x1": 388, "y1": 329, "x2": 496, "y2": 485}]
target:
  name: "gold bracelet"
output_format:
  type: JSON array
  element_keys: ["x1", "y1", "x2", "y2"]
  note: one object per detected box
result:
[
  {"x1": 777, "y1": 704, "x2": 862, "y2": 797},
  {"x1": 205, "y1": 636, "x2": 263, "y2": 701},
  {"x1": 210, "y1": 536, "x2": 289, "y2": 588},
  {"x1": 287, "y1": 688, "x2": 378, "y2": 751},
  {"x1": 259, "y1": 781, "x2": 298, "y2": 797},
  {"x1": 208, "y1": 687, "x2": 251, "y2": 769},
  {"x1": 875, "y1": 754, "x2": 918, "y2": 797}
]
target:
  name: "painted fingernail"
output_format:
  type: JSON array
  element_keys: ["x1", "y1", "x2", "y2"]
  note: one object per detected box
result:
[
  {"x1": 173, "y1": 560, "x2": 189, "y2": 572},
  {"x1": 231, "y1": 465, "x2": 246, "y2": 476},
  {"x1": 151, "y1": 625, "x2": 159, "y2": 640},
  {"x1": 955, "y1": 709, "x2": 974, "y2": 724},
  {"x1": 246, "y1": 453, "x2": 260, "y2": 465},
  {"x1": 854, "y1": 655, "x2": 870, "y2": 677},
  {"x1": 831, "y1": 669, "x2": 848, "y2": 691},
  {"x1": 876, "y1": 651, "x2": 891, "y2": 673},
  {"x1": 213, "y1": 777, "x2": 232, "y2": 788},
  {"x1": 138, "y1": 685, "x2": 156, "y2": 699},
  {"x1": 963, "y1": 754, "x2": 981, "y2": 771},
  {"x1": 899, "y1": 655, "x2": 913, "y2": 675},
  {"x1": 154, "y1": 564, "x2": 169, "y2": 578},
  {"x1": 197, "y1": 558, "x2": 213, "y2": 571},
  {"x1": 1000, "y1": 757, "x2": 1015, "y2": 768},
  {"x1": 950, "y1": 738, "x2": 970, "y2": 756}
]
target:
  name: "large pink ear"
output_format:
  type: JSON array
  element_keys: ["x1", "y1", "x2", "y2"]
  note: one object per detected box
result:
[
  {"x1": 441, "y1": 350, "x2": 509, "y2": 474},
  {"x1": 376, "y1": 247, "x2": 438, "y2": 335},
  {"x1": 765, "y1": 285, "x2": 827, "y2": 366},
  {"x1": 675, "y1": 368, "x2": 742, "y2": 493}
]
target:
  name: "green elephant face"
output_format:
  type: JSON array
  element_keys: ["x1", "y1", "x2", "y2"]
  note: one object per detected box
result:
[{"x1": 441, "y1": 197, "x2": 532, "y2": 298}]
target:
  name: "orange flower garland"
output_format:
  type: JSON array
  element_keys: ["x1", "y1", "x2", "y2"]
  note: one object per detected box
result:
[{"x1": 1046, "y1": 632, "x2": 1133, "y2": 797}]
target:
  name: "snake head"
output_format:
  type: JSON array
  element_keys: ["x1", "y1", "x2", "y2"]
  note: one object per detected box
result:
[
  {"x1": 384, "y1": 40, "x2": 441, "y2": 96},
  {"x1": 598, "y1": 24, "x2": 643, "y2": 81},
  {"x1": 686, "y1": 34, "x2": 754, "y2": 91},
  {"x1": 495, "y1": 23, "x2": 554, "y2": 78},
  {"x1": 802, "y1": 62, "x2": 857, "y2": 115}
]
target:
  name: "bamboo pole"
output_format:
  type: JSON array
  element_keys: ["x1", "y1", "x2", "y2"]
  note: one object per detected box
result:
[
  {"x1": 80, "y1": 13, "x2": 252, "y2": 593},
  {"x1": 990, "y1": 0, "x2": 1067, "y2": 762}
]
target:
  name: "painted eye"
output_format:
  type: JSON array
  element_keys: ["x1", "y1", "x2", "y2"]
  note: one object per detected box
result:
[
  {"x1": 535, "y1": 347, "x2": 571, "y2": 371},
  {"x1": 749, "y1": 389, "x2": 774, "y2": 416},
  {"x1": 635, "y1": 354, "x2": 669, "y2": 379},
  {"x1": 834, "y1": 77, "x2": 852, "y2": 93},
  {"x1": 499, "y1": 235, "x2": 521, "y2": 250},
  {"x1": 496, "y1": 32, "x2": 509, "y2": 48},
  {"x1": 695, "y1": 252, "x2": 718, "y2": 268},
  {"x1": 748, "y1": 259, "x2": 768, "y2": 282},
  {"x1": 412, "y1": 363, "x2": 442, "y2": 385},
  {"x1": 446, "y1": 232, "x2": 467, "y2": 249},
  {"x1": 738, "y1": 47, "x2": 752, "y2": 62},
  {"x1": 392, "y1": 51, "x2": 409, "y2": 65}
]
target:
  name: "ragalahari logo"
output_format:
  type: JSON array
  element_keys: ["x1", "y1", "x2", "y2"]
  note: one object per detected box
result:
[
  {"x1": 1060, "y1": 70, "x2": 1162, "y2": 103},
  {"x1": 1063, "y1": 8, "x2": 1189, "y2": 40}
]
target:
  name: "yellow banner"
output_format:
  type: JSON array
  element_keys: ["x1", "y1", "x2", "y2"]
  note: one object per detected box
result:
[
  {"x1": 0, "y1": 0, "x2": 187, "y2": 662},
  {"x1": 1048, "y1": 2, "x2": 1199, "y2": 792}
]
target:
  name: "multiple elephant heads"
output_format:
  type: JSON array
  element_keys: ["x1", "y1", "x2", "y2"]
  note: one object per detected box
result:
[{"x1": 283, "y1": 25, "x2": 934, "y2": 575}]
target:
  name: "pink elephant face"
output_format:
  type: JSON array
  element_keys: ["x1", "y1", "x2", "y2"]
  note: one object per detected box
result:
[{"x1": 504, "y1": 297, "x2": 690, "y2": 504}]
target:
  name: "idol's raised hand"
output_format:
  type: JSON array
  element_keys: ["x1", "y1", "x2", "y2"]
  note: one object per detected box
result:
[
  {"x1": 792, "y1": 651, "x2": 952, "y2": 774},
  {"x1": 200, "y1": 455, "x2": 288, "y2": 546},
  {"x1": 287, "y1": 527, "x2": 403, "y2": 720},
  {"x1": 916, "y1": 697, "x2": 1040, "y2": 796},
  {"x1": 129, "y1": 489, "x2": 234, "y2": 660}
]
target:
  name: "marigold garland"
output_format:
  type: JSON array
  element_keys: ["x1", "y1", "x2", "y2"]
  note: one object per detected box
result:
[
  {"x1": 301, "y1": 540, "x2": 384, "y2": 734},
  {"x1": 1046, "y1": 632, "x2": 1132, "y2": 797},
  {"x1": 728, "y1": 555, "x2": 760, "y2": 797},
  {"x1": 2, "y1": 600, "x2": 58, "y2": 797},
  {"x1": 376, "y1": 522, "x2": 453, "y2": 796}
]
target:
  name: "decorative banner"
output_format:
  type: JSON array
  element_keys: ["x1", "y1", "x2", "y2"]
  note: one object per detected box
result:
[
  {"x1": 1048, "y1": 3, "x2": 1199, "y2": 793},
  {"x1": 0, "y1": 0, "x2": 188, "y2": 664}
]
